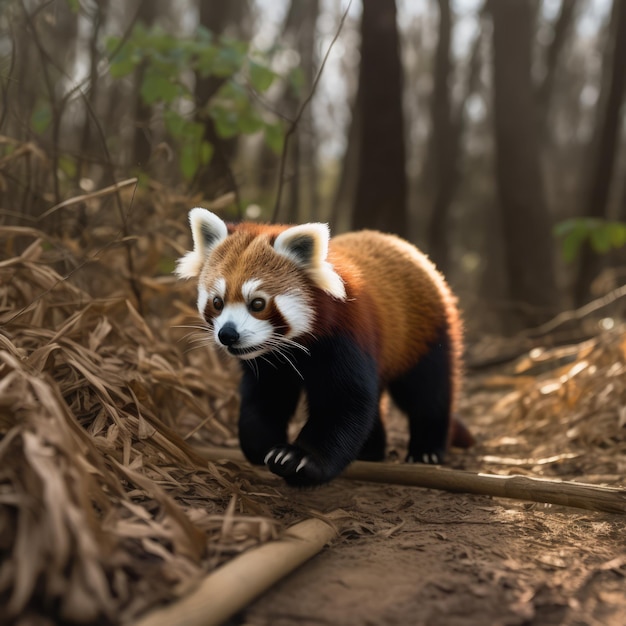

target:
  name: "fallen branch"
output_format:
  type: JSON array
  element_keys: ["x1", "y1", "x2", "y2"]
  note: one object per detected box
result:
[
  {"x1": 134, "y1": 516, "x2": 338, "y2": 626},
  {"x1": 194, "y1": 446, "x2": 626, "y2": 515}
]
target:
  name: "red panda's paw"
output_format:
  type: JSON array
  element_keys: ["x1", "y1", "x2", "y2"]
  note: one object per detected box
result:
[
  {"x1": 264, "y1": 444, "x2": 328, "y2": 487},
  {"x1": 406, "y1": 448, "x2": 446, "y2": 465}
]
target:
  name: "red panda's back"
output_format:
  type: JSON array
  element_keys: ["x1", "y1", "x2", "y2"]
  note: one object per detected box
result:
[{"x1": 329, "y1": 230, "x2": 461, "y2": 383}]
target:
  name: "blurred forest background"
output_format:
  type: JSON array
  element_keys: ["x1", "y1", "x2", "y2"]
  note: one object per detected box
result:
[{"x1": 2, "y1": 0, "x2": 626, "y2": 334}]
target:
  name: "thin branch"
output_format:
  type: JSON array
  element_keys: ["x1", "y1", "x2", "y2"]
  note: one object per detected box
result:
[
  {"x1": 37, "y1": 178, "x2": 139, "y2": 220},
  {"x1": 271, "y1": 0, "x2": 353, "y2": 223},
  {"x1": 523, "y1": 282, "x2": 626, "y2": 338}
]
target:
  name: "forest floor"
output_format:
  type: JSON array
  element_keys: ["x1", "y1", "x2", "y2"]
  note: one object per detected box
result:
[
  {"x1": 3, "y1": 211, "x2": 626, "y2": 625},
  {"x1": 229, "y1": 338, "x2": 626, "y2": 626}
]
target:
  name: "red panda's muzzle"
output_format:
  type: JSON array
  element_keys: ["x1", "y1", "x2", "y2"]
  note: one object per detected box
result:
[{"x1": 217, "y1": 323, "x2": 239, "y2": 347}]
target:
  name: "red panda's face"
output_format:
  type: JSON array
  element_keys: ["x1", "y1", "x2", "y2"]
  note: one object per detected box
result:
[
  {"x1": 198, "y1": 261, "x2": 315, "y2": 360},
  {"x1": 177, "y1": 208, "x2": 347, "y2": 360}
]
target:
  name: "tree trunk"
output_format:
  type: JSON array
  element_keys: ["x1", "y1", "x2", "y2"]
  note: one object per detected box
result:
[
  {"x1": 352, "y1": 0, "x2": 407, "y2": 237},
  {"x1": 193, "y1": 0, "x2": 248, "y2": 206},
  {"x1": 574, "y1": 0, "x2": 626, "y2": 305},
  {"x1": 280, "y1": 0, "x2": 320, "y2": 224},
  {"x1": 536, "y1": 0, "x2": 578, "y2": 137},
  {"x1": 422, "y1": 0, "x2": 465, "y2": 275},
  {"x1": 132, "y1": 1, "x2": 158, "y2": 170},
  {"x1": 489, "y1": 0, "x2": 559, "y2": 328},
  {"x1": 330, "y1": 91, "x2": 361, "y2": 234}
]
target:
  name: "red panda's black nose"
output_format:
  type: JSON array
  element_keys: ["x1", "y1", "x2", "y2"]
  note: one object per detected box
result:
[{"x1": 218, "y1": 323, "x2": 240, "y2": 347}]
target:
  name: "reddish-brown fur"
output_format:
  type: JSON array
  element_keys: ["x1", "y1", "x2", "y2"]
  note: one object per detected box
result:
[{"x1": 210, "y1": 223, "x2": 464, "y2": 433}]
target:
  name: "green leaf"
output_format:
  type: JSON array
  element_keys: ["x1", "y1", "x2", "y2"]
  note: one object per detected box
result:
[
  {"x1": 110, "y1": 54, "x2": 138, "y2": 78},
  {"x1": 609, "y1": 223, "x2": 626, "y2": 249},
  {"x1": 238, "y1": 112, "x2": 264, "y2": 134},
  {"x1": 58, "y1": 155, "x2": 77, "y2": 178},
  {"x1": 180, "y1": 143, "x2": 200, "y2": 180},
  {"x1": 213, "y1": 42, "x2": 246, "y2": 77},
  {"x1": 31, "y1": 104, "x2": 52, "y2": 134},
  {"x1": 200, "y1": 141, "x2": 214, "y2": 165},
  {"x1": 196, "y1": 25, "x2": 214, "y2": 44},
  {"x1": 141, "y1": 68, "x2": 180, "y2": 104},
  {"x1": 288, "y1": 66, "x2": 305, "y2": 95},
  {"x1": 164, "y1": 110, "x2": 186, "y2": 138},
  {"x1": 590, "y1": 225, "x2": 612, "y2": 254},
  {"x1": 197, "y1": 45, "x2": 218, "y2": 78},
  {"x1": 553, "y1": 219, "x2": 578, "y2": 238},
  {"x1": 263, "y1": 121, "x2": 284, "y2": 154},
  {"x1": 212, "y1": 107, "x2": 239, "y2": 138},
  {"x1": 65, "y1": 0, "x2": 79, "y2": 13},
  {"x1": 249, "y1": 60, "x2": 276, "y2": 92},
  {"x1": 561, "y1": 228, "x2": 587, "y2": 263}
]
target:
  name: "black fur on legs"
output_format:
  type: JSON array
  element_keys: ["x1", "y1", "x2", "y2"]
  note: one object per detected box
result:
[
  {"x1": 238, "y1": 359, "x2": 302, "y2": 465},
  {"x1": 357, "y1": 411, "x2": 386, "y2": 461},
  {"x1": 387, "y1": 325, "x2": 453, "y2": 465},
  {"x1": 239, "y1": 333, "x2": 379, "y2": 487}
]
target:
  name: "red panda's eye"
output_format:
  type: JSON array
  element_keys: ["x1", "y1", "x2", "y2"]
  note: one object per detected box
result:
[
  {"x1": 213, "y1": 296, "x2": 224, "y2": 311},
  {"x1": 249, "y1": 298, "x2": 266, "y2": 313}
]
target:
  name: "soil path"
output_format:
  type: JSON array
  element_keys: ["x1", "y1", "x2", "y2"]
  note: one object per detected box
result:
[
  {"x1": 232, "y1": 482, "x2": 626, "y2": 626},
  {"x1": 228, "y1": 376, "x2": 626, "y2": 626}
]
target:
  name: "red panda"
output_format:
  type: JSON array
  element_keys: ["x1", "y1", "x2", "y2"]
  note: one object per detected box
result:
[{"x1": 177, "y1": 208, "x2": 473, "y2": 487}]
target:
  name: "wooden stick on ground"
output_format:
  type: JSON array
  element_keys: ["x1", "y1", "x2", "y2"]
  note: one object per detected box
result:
[
  {"x1": 195, "y1": 446, "x2": 626, "y2": 515},
  {"x1": 134, "y1": 516, "x2": 338, "y2": 626}
]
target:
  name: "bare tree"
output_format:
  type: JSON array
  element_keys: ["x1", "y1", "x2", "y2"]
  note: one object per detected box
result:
[
  {"x1": 489, "y1": 0, "x2": 559, "y2": 327},
  {"x1": 352, "y1": 0, "x2": 407, "y2": 237},
  {"x1": 536, "y1": 0, "x2": 579, "y2": 137},
  {"x1": 131, "y1": 1, "x2": 158, "y2": 170},
  {"x1": 280, "y1": 0, "x2": 320, "y2": 224},
  {"x1": 422, "y1": 0, "x2": 453, "y2": 273},
  {"x1": 574, "y1": 0, "x2": 626, "y2": 305},
  {"x1": 193, "y1": 0, "x2": 248, "y2": 205}
]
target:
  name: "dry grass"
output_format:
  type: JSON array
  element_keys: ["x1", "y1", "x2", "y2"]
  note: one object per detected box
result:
[
  {"x1": 465, "y1": 326, "x2": 626, "y2": 483},
  {"x1": 2, "y1": 181, "x2": 626, "y2": 623},
  {"x1": 0, "y1": 194, "x2": 285, "y2": 624}
]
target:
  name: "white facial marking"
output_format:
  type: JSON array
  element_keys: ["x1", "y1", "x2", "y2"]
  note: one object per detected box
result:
[
  {"x1": 197, "y1": 286, "x2": 209, "y2": 316},
  {"x1": 241, "y1": 278, "x2": 262, "y2": 301},
  {"x1": 213, "y1": 303, "x2": 273, "y2": 359},
  {"x1": 275, "y1": 292, "x2": 314, "y2": 338},
  {"x1": 215, "y1": 277, "x2": 226, "y2": 298}
]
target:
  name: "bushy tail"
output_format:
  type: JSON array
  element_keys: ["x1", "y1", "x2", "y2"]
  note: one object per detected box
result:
[{"x1": 450, "y1": 415, "x2": 475, "y2": 449}]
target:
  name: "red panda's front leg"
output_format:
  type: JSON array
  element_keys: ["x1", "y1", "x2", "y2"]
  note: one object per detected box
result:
[
  {"x1": 238, "y1": 363, "x2": 303, "y2": 466},
  {"x1": 264, "y1": 335, "x2": 380, "y2": 487}
]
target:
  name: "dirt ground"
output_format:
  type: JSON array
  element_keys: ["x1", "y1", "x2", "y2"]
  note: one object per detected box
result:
[{"x1": 227, "y1": 364, "x2": 626, "y2": 626}]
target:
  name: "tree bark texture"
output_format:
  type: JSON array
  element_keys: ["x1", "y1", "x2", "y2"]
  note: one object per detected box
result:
[
  {"x1": 193, "y1": 0, "x2": 248, "y2": 203},
  {"x1": 352, "y1": 0, "x2": 408, "y2": 237},
  {"x1": 490, "y1": 0, "x2": 559, "y2": 326},
  {"x1": 281, "y1": 0, "x2": 319, "y2": 224},
  {"x1": 132, "y1": 1, "x2": 158, "y2": 169},
  {"x1": 574, "y1": 0, "x2": 626, "y2": 305},
  {"x1": 536, "y1": 0, "x2": 578, "y2": 137}
]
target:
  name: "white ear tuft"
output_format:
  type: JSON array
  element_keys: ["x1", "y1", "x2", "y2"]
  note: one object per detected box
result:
[
  {"x1": 274, "y1": 223, "x2": 346, "y2": 300},
  {"x1": 175, "y1": 208, "x2": 228, "y2": 279}
]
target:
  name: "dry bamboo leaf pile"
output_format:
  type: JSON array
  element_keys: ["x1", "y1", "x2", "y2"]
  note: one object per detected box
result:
[
  {"x1": 0, "y1": 224, "x2": 282, "y2": 624},
  {"x1": 2, "y1": 198, "x2": 626, "y2": 624}
]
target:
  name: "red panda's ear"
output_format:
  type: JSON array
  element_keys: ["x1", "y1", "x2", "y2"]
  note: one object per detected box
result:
[
  {"x1": 176, "y1": 208, "x2": 228, "y2": 279},
  {"x1": 274, "y1": 223, "x2": 346, "y2": 300}
]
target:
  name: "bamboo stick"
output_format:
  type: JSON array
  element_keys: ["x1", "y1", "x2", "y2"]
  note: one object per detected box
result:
[
  {"x1": 134, "y1": 516, "x2": 337, "y2": 626},
  {"x1": 195, "y1": 445, "x2": 626, "y2": 515}
]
